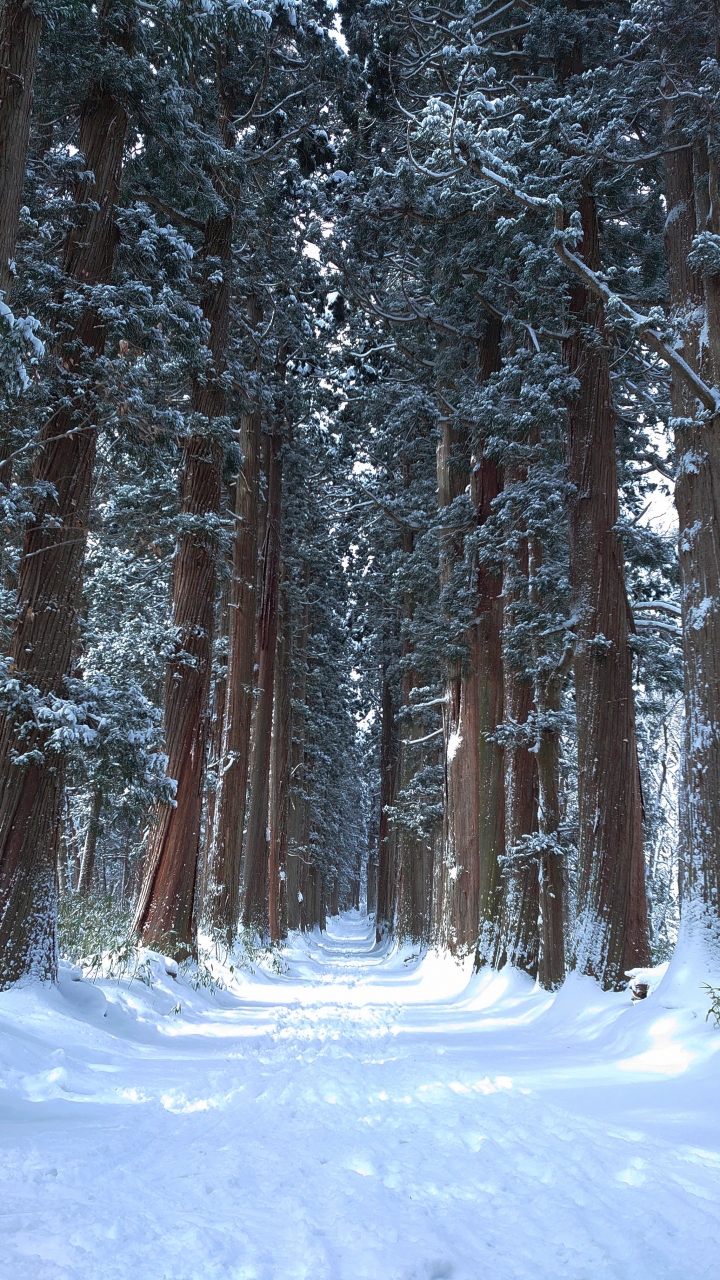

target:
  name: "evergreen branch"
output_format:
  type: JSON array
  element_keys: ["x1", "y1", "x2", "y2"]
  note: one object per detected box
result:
[
  {"x1": 457, "y1": 151, "x2": 719, "y2": 412},
  {"x1": 132, "y1": 191, "x2": 205, "y2": 234},
  {"x1": 402, "y1": 728, "x2": 444, "y2": 746},
  {"x1": 354, "y1": 480, "x2": 425, "y2": 532}
]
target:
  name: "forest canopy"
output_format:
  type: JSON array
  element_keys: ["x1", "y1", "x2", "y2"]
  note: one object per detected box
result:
[{"x1": 1, "y1": 0, "x2": 719, "y2": 993}]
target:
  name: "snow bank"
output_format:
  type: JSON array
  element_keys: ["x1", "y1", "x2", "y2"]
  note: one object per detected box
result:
[{"x1": 1, "y1": 912, "x2": 719, "y2": 1280}]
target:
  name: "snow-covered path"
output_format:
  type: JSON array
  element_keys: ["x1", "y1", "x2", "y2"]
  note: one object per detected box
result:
[{"x1": 1, "y1": 912, "x2": 720, "y2": 1280}]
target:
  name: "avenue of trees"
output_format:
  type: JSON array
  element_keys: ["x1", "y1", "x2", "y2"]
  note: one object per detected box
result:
[{"x1": 1, "y1": 0, "x2": 719, "y2": 992}]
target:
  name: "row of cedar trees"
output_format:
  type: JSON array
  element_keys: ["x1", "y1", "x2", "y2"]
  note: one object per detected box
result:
[
  {"x1": 0, "y1": 0, "x2": 358, "y2": 987},
  {"x1": 343, "y1": 0, "x2": 720, "y2": 993},
  {"x1": 365, "y1": 275, "x2": 645, "y2": 992},
  {"x1": 2, "y1": 0, "x2": 720, "y2": 996}
]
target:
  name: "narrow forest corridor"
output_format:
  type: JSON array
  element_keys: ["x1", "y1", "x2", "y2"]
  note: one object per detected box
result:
[{"x1": 1, "y1": 912, "x2": 719, "y2": 1280}]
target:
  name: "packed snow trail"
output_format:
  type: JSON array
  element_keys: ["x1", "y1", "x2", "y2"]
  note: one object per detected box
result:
[{"x1": 1, "y1": 913, "x2": 719, "y2": 1280}]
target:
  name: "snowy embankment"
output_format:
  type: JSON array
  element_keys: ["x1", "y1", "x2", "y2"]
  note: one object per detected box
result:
[{"x1": 1, "y1": 914, "x2": 719, "y2": 1280}]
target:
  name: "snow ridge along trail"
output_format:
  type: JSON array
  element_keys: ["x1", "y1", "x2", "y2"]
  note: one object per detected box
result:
[{"x1": 1, "y1": 912, "x2": 719, "y2": 1280}]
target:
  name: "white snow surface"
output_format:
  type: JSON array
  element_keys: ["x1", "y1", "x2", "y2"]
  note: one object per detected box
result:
[{"x1": 1, "y1": 911, "x2": 720, "y2": 1279}]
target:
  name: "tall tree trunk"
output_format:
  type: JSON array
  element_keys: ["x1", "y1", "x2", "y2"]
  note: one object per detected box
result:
[
  {"x1": 268, "y1": 568, "x2": 291, "y2": 942},
  {"x1": 438, "y1": 321, "x2": 504, "y2": 959},
  {"x1": 286, "y1": 574, "x2": 309, "y2": 932},
  {"x1": 198, "y1": 566, "x2": 230, "y2": 916},
  {"x1": 396, "y1": 514, "x2": 433, "y2": 945},
  {"x1": 133, "y1": 212, "x2": 231, "y2": 956},
  {"x1": 77, "y1": 786, "x2": 103, "y2": 896},
  {"x1": 242, "y1": 425, "x2": 282, "y2": 934},
  {"x1": 663, "y1": 124, "x2": 720, "y2": 924},
  {"x1": 535, "y1": 677, "x2": 566, "y2": 989},
  {"x1": 207, "y1": 296, "x2": 263, "y2": 939},
  {"x1": 0, "y1": 0, "x2": 41, "y2": 300},
  {"x1": 196, "y1": 560, "x2": 226, "y2": 911},
  {"x1": 472, "y1": 450, "x2": 506, "y2": 965},
  {"x1": 565, "y1": 193, "x2": 650, "y2": 988},
  {"x1": 436, "y1": 390, "x2": 473, "y2": 951},
  {"x1": 396, "y1": 731, "x2": 433, "y2": 944},
  {"x1": 375, "y1": 674, "x2": 399, "y2": 940},
  {"x1": 0, "y1": 15, "x2": 130, "y2": 988},
  {"x1": 366, "y1": 838, "x2": 378, "y2": 918},
  {"x1": 495, "y1": 672, "x2": 539, "y2": 975}
]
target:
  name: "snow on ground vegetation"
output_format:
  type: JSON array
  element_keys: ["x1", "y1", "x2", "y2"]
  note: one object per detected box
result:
[{"x1": 1, "y1": 912, "x2": 719, "y2": 1280}]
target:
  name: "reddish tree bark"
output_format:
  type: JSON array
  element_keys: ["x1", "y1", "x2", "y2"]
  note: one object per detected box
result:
[
  {"x1": 133, "y1": 213, "x2": 231, "y2": 956},
  {"x1": 199, "y1": 568, "x2": 230, "y2": 912},
  {"x1": 0, "y1": 17, "x2": 130, "y2": 987},
  {"x1": 366, "y1": 841, "x2": 378, "y2": 917},
  {"x1": 396, "y1": 509, "x2": 434, "y2": 944},
  {"x1": 375, "y1": 674, "x2": 399, "y2": 940},
  {"x1": 436, "y1": 390, "x2": 470, "y2": 949},
  {"x1": 205, "y1": 296, "x2": 263, "y2": 940},
  {"x1": 662, "y1": 115, "x2": 720, "y2": 925},
  {"x1": 242, "y1": 425, "x2": 283, "y2": 934},
  {"x1": 471, "y1": 451, "x2": 505, "y2": 964},
  {"x1": 268, "y1": 568, "x2": 291, "y2": 942},
  {"x1": 565, "y1": 194, "x2": 650, "y2": 987},
  {"x1": 286, "y1": 576, "x2": 309, "y2": 932},
  {"x1": 439, "y1": 319, "x2": 504, "y2": 960},
  {"x1": 495, "y1": 670, "x2": 539, "y2": 976},
  {"x1": 0, "y1": 0, "x2": 41, "y2": 300}
]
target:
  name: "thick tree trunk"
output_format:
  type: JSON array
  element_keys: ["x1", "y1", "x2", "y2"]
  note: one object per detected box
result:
[
  {"x1": 472, "y1": 452, "x2": 506, "y2": 965},
  {"x1": 495, "y1": 672, "x2": 539, "y2": 975},
  {"x1": 438, "y1": 321, "x2": 505, "y2": 960},
  {"x1": 396, "y1": 518, "x2": 433, "y2": 945},
  {"x1": 566, "y1": 194, "x2": 650, "y2": 988},
  {"x1": 77, "y1": 786, "x2": 103, "y2": 896},
  {"x1": 0, "y1": 0, "x2": 41, "y2": 300},
  {"x1": 396, "y1": 731, "x2": 433, "y2": 944},
  {"x1": 198, "y1": 568, "x2": 230, "y2": 915},
  {"x1": 536, "y1": 670, "x2": 566, "y2": 990},
  {"x1": 268, "y1": 569, "x2": 291, "y2": 942},
  {"x1": 242, "y1": 427, "x2": 282, "y2": 934},
  {"x1": 366, "y1": 841, "x2": 378, "y2": 918},
  {"x1": 0, "y1": 32, "x2": 129, "y2": 987},
  {"x1": 286, "y1": 579, "x2": 309, "y2": 932},
  {"x1": 663, "y1": 129, "x2": 720, "y2": 921},
  {"x1": 133, "y1": 213, "x2": 231, "y2": 956},
  {"x1": 207, "y1": 297, "x2": 263, "y2": 939},
  {"x1": 375, "y1": 675, "x2": 399, "y2": 940}
]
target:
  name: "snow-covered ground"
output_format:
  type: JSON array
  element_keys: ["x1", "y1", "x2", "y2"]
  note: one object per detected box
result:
[{"x1": 1, "y1": 912, "x2": 719, "y2": 1280}]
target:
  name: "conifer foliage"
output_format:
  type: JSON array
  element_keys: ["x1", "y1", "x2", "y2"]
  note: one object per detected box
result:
[{"x1": 0, "y1": 0, "x2": 716, "y2": 989}]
